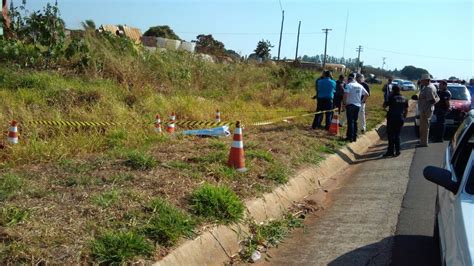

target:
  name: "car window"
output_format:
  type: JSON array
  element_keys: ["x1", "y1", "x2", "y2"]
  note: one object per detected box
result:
[
  {"x1": 466, "y1": 158, "x2": 474, "y2": 195},
  {"x1": 450, "y1": 118, "x2": 471, "y2": 157},
  {"x1": 447, "y1": 86, "x2": 470, "y2": 100},
  {"x1": 451, "y1": 126, "x2": 474, "y2": 180}
]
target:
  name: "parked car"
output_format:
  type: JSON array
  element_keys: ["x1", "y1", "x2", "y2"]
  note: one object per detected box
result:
[
  {"x1": 392, "y1": 79, "x2": 404, "y2": 87},
  {"x1": 401, "y1": 80, "x2": 417, "y2": 91},
  {"x1": 412, "y1": 84, "x2": 471, "y2": 137},
  {"x1": 366, "y1": 74, "x2": 382, "y2": 84},
  {"x1": 423, "y1": 112, "x2": 474, "y2": 265}
]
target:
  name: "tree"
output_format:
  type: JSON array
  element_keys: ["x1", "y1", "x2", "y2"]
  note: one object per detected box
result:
[
  {"x1": 254, "y1": 39, "x2": 273, "y2": 60},
  {"x1": 448, "y1": 76, "x2": 458, "y2": 80},
  {"x1": 81, "y1": 19, "x2": 96, "y2": 31},
  {"x1": 144, "y1": 25, "x2": 180, "y2": 40},
  {"x1": 400, "y1": 65, "x2": 429, "y2": 80},
  {"x1": 195, "y1": 34, "x2": 225, "y2": 56}
]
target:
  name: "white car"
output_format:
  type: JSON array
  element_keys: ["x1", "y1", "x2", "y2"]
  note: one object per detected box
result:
[
  {"x1": 401, "y1": 80, "x2": 417, "y2": 91},
  {"x1": 424, "y1": 112, "x2": 474, "y2": 265}
]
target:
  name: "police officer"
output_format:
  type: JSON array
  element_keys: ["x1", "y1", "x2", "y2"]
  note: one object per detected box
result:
[{"x1": 383, "y1": 85, "x2": 408, "y2": 157}]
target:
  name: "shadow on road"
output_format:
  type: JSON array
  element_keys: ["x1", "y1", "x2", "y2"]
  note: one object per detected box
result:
[
  {"x1": 336, "y1": 118, "x2": 419, "y2": 165},
  {"x1": 327, "y1": 235, "x2": 440, "y2": 266}
]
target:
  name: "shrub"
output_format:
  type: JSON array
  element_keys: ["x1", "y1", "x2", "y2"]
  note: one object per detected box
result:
[
  {"x1": 124, "y1": 151, "x2": 157, "y2": 171},
  {"x1": 0, "y1": 174, "x2": 23, "y2": 201},
  {"x1": 0, "y1": 206, "x2": 30, "y2": 226},
  {"x1": 190, "y1": 184, "x2": 244, "y2": 224},
  {"x1": 90, "y1": 231, "x2": 153, "y2": 264},
  {"x1": 144, "y1": 198, "x2": 195, "y2": 246}
]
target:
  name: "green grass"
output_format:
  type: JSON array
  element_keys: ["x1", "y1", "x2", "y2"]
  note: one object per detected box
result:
[
  {"x1": 190, "y1": 184, "x2": 245, "y2": 224},
  {"x1": 144, "y1": 198, "x2": 196, "y2": 247},
  {"x1": 246, "y1": 149, "x2": 274, "y2": 162},
  {"x1": 92, "y1": 190, "x2": 120, "y2": 208},
  {"x1": 266, "y1": 163, "x2": 290, "y2": 184},
  {"x1": 0, "y1": 173, "x2": 23, "y2": 201},
  {"x1": 90, "y1": 231, "x2": 153, "y2": 265},
  {"x1": 124, "y1": 151, "x2": 158, "y2": 171},
  {"x1": 58, "y1": 175, "x2": 103, "y2": 187},
  {"x1": 163, "y1": 160, "x2": 192, "y2": 170},
  {"x1": 0, "y1": 206, "x2": 30, "y2": 226},
  {"x1": 105, "y1": 172, "x2": 135, "y2": 185}
]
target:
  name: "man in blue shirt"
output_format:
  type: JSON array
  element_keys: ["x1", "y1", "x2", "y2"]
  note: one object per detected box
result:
[{"x1": 312, "y1": 70, "x2": 336, "y2": 130}]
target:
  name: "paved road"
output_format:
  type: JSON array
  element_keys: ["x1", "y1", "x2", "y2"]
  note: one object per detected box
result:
[{"x1": 259, "y1": 116, "x2": 448, "y2": 266}]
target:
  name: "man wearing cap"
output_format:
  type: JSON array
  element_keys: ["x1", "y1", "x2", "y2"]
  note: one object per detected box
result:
[
  {"x1": 312, "y1": 70, "x2": 336, "y2": 130},
  {"x1": 417, "y1": 73, "x2": 439, "y2": 147},
  {"x1": 356, "y1": 74, "x2": 370, "y2": 132},
  {"x1": 343, "y1": 73, "x2": 369, "y2": 142}
]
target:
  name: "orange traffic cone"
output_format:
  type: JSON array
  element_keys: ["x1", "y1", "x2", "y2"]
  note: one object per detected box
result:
[
  {"x1": 7, "y1": 120, "x2": 18, "y2": 144},
  {"x1": 215, "y1": 109, "x2": 221, "y2": 123},
  {"x1": 328, "y1": 112, "x2": 339, "y2": 136},
  {"x1": 154, "y1": 114, "x2": 162, "y2": 133},
  {"x1": 228, "y1": 121, "x2": 247, "y2": 172},
  {"x1": 167, "y1": 112, "x2": 176, "y2": 134}
]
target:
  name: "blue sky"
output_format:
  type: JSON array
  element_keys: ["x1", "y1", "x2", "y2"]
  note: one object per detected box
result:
[{"x1": 13, "y1": 0, "x2": 474, "y2": 79}]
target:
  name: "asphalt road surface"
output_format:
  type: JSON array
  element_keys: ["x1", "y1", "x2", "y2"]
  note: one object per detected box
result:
[{"x1": 259, "y1": 116, "x2": 448, "y2": 266}]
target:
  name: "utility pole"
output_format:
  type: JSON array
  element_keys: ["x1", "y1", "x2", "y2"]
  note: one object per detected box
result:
[
  {"x1": 356, "y1": 45, "x2": 363, "y2": 73},
  {"x1": 277, "y1": 10, "x2": 284, "y2": 61},
  {"x1": 295, "y1": 21, "x2": 301, "y2": 61},
  {"x1": 322, "y1": 28, "x2": 332, "y2": 70},
  {"x1": 382, "y1": 57, "x2": 386, "y2": 70}
]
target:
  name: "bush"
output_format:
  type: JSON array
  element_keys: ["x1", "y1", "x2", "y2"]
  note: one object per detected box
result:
[
  {"x1": 90, "y1": 231, "x2": 153, "y2": 264},
  {"x1": 144, "y1": 198, "x2": 195, "y2": 246},
  {"x1": 190, "y1": 184, "x2": 244, "y2": 224},
  {"x1": 0, "y1": 174, "x2": 23, "y2": 201},
  {"x1": 124, "y1": 151, "x2": 157, "y2": 171}
]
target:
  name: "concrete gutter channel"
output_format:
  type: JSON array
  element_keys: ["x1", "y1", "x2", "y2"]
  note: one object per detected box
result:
[{"x1": 155, "y1": 121, "x2": 388, "y2": 266}]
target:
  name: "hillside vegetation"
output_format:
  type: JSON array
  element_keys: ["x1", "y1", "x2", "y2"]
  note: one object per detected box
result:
[{"x1": 0, "y1": 12, "x2": 388, "y2": 265}]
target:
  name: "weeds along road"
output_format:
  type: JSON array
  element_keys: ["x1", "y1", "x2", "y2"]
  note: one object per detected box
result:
[{"x1": 258, "y1": 114, "x2": 446, "y2": 265}]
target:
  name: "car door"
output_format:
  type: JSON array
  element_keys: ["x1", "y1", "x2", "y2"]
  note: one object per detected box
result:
[
  {"x1": 444, "y1": 150, "x2": 474, "y2": 265},
  {"x1": 440, "y1": 122, "x2": 473, "y2": 262}
]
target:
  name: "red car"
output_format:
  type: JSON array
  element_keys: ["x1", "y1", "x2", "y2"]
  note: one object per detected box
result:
[{"x1": 444, "y1": 84, "x2": 472, "y2": 127}]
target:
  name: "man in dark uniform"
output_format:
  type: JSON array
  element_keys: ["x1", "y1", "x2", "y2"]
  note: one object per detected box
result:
[
  {"x1": 383, "y1": 85, "x2": 408, "y2": 157},
  {"x1": 432, "y1": 80, "x2": 451, "y2": 142},
  {"x1": 334, "y1": 75, "x2": 345, "y2": 112}
]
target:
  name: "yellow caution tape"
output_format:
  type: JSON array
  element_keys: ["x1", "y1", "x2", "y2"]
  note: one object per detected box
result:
[
  {"x1": 20, "y1": 109, "x2": 341, "y2": 129},
  {"x1": 28, "y1": 121, "x2": 122, "y2": 127}
]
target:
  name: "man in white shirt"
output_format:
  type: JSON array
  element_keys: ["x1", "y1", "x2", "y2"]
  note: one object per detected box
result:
[{"x1": 343, "y1": 73, "x2": 369, "y2": 142}]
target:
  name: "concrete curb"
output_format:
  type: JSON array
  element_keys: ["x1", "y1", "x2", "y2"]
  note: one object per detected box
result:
[{"x1": 154, "y1": 121, "x2": 387, "y2": 266}]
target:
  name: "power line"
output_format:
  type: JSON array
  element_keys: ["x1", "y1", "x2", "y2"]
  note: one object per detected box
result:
[
  {"x1": 342, "y1": 10, "x2": 349, "y2": 58},
  {"x1": 364, "y1": 46, "x2": 474, "y2": 62},
  {"x1": 278, "y1": 0, "x2": 283, "y2": 11},
  {"x1": 176, "y1": 32, "x2": 324, "y2": 36}
]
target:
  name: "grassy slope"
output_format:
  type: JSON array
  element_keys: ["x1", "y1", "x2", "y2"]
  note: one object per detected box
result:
[{"x1": 0, "y1": 47, "x2": 387, "y2": 263}]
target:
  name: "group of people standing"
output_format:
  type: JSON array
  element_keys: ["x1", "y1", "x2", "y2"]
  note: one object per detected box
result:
[
  {"x1": 312, "y1": 71, "x2": 472, "y2": 157},
  {"x1": 311, "y1": 71, "x2": 370, "y2": 143}
]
